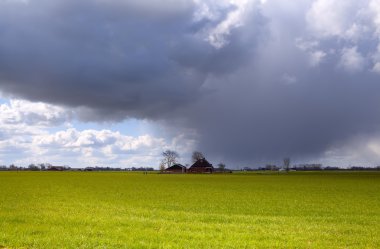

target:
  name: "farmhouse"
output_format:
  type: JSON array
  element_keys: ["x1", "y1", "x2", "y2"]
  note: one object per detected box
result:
[
  {"x1": 188, "y1": 158, "x2": 214, "y2": 173},
  {"x1": 47, "y1": 166, "x2": 65, "y2": 171},
  {"x1": 165, "y1": 164, "x2": 187, "y2": 173}
]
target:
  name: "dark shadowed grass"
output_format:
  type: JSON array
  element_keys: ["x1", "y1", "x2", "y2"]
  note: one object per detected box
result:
[{"x1": 0, "y1": 171, "x2": 379, "y2": 248}]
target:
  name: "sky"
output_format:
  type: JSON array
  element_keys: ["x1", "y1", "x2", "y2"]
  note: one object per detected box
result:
[{"x1": 1, "y1": 0, "x2": 380, "y2": 168}]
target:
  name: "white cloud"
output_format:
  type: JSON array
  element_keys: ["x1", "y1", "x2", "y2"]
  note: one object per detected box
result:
[
  {"x1": 0, "y1": 98, "x2": 73, "y2": 153},
  {"x1": 2, "y1": 124, "x2": 194, "y2": 168},
  {"x1": 306, "y1": 0, "x2": 364, "y2": 39},
  {"x1": 192, "y1": 0, "x2": 260, "y2": 48},
  {"x1": 35, "y1": 128, "x2": 129, "y2": 151},
  {"x1": 309, "y1": 50, "x2": 327, "y2": 67},
  {"x1": 0, "y1": 99, "x2": 71, "y2": 127},
  {"x1": 370, "y1": 0, "x2": 380, "y2": 35},
  {"x1": 345, "y1": 23, "x2": 370, "y2": 42},
  {"x1": 372, "y1": 62, "x2": 380, "y2": 73},
  {"x1": 0, "y1": 97, "x2": 195, "y2": 167},
  {"x1": 0, "y1": 98, "x2": 70, "y2": 165},
  {"x1": 295, "y1": 38, "x2": 319, "y2": 51},
  {"x1": 295, "y1": 38, "x2": 326, "y2": 67},
  {"x1": 338, "y1": 47, "x2": 366, "y2": 73},
  {"x1": 30, "y1": 128, "x2": 193, "y2": 167},
  {"x1": 296, "y1": 0, "x2": 380, "y2": 73},
  {"x1": 371, "y1": 44, "x2": 380, "y2": 74}
]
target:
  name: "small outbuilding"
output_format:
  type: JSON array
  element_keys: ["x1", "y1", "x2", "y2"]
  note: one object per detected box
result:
[
  {"x1": 188, "y1": 158, "x2": 214, "y2": 173},
  {"x1": 164, "y1": 164, "x2": 187, "y2": 173}
]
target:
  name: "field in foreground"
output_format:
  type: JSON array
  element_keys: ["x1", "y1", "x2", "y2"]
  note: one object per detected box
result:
[{"x1": 0, "y1": 171, "x2": 379, "y2": 248}]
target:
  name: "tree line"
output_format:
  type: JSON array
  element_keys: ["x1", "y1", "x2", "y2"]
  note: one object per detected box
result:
[{"x1": 159, "y1": 150, "x2": 226, "y2": 171}]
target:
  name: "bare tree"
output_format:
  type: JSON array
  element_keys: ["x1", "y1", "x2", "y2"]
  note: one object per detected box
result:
[
  {"x1": 191, "y1": 151, "x2": 205, "y2": 163},
  {"x1": 283, "y1": 157, "x2": 290, "y2": 172},
  {"x1": 162, "y1": 150, "x2": 179, "y2": 168},
  {"x1": 159, "y1": 161, "x2": 166, "y2": 173},
  {"x1": 217, "y1": 163, "x2": 226, "y2": 172}
]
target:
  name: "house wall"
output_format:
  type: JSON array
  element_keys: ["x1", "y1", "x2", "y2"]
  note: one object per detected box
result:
[
  {"x1": 188, "y1": 167, "x2": 213, "y2": 173},
  {"x1": 165, "y1": 168, "x2": 186, "y2": 173}
]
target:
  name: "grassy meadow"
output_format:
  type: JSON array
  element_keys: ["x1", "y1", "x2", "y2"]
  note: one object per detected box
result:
[{"x1": 0, "y1": 171, "x2": 379, "y2": 248}]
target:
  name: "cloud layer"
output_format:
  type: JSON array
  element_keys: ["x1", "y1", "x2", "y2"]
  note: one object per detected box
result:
[
  {"x1": 0, "y1": 98, "x2": 195, "y2": 167},
  {"x1": 0, "y1": 0, "x2": 263, "y2": 120},
  {"x1": 1, "y1": 0, "x2": 380, "y2": 166}
]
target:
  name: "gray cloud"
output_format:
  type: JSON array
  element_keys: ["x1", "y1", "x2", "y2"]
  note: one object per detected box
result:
[
  {"x1": 0, "y1": 0, "x2": 262, "y2": 119},
  {"x1": 1, "y1": 0, "x2": 380, "y2": 166}
]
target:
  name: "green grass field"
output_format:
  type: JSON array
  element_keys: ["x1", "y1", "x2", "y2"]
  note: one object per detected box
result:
[{"x1": 0, "y1": 171, "x2": 379, "y2": 248}]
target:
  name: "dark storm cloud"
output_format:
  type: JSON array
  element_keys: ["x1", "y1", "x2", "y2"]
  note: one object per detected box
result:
[
  {"x1": 192, "y1": 67, "x2": 380, "y2": 163},
  {"x1": 0, "y1": 0, "x2": 262, "y2": 120},
  {"x1": 172, "y1": 0, "x2": 380, "y2": 164},
  {"x1": 1, "y1": 0, "x2": 380, "y2": 165}
]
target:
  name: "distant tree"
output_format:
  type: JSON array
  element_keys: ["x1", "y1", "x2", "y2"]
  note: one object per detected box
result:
[
  {"x1": 39, "y1": 163, "x2": 51, "y2": 170},
  {"x1": 191, "y1": 151, "x2": 205, "y2": 163},
  {"x1": 266, "y1": 164, "x2": 278, "y2": 171},
  {"x1": 28, "y1": 164, "x2": 40, "y2": 171},
  {"x1": 217, "y1": 163, "x2": 226, "y2": 172},
  {"x1": 283, "y1": 157, "x2": 290, "y2": 172},
  {"x1": 161, "y1": 150, "x2": 179, "y2": 168}
]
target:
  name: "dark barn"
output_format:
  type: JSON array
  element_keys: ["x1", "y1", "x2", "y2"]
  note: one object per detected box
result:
[
  {"x1": 47, "y1": 166, "x2": 65, "y2": 171},
  {"x1": 188, "y1": 158, "x2": 214, "y2": 173},
  {"x1": 165, "y1": 164, "x2": 187, "y2": 173}
]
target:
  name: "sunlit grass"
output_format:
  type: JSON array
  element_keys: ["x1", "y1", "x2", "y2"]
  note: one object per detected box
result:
[{"x1": 0, "y1": 171, "x2": 379, "y2": 248}]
